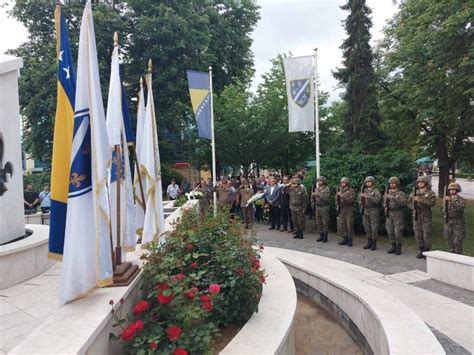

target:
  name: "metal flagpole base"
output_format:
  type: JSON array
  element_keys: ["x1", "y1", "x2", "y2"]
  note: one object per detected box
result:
[{"x1": 107, "y1": 262, "x2": 140, "y2": 287}]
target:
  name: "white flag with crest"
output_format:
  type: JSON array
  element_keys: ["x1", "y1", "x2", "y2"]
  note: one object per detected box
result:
[
  {"x1": 140, "y1": 70, "x2": 165, "y2": 246},
  {"x1": 284, "y1": 55, "x2": 315, "y2": 132},
  {"x1": 106, "y1": 38, "x2": 136, "y2": 255},
  {"x1": 59, "y1": 1, "x2": 113, "y2": 305}
]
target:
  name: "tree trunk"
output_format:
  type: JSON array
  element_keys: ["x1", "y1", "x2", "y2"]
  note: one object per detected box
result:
[{"x1": 436, "y1": 137, "x2": 450, "y2": 197}]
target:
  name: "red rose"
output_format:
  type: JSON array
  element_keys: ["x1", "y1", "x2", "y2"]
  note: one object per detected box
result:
[
  {"x1": 158, "y1": 290, "x2": 174, "y2": 305},
  {"x1": 250, "y1": 267, "x2": 256, "y2": 273},
  {"x1": 132, "y1": 320, "x2": 144, "y2": 331},
  {"x1": 121, "y1": 325, "x2": 136, "y2": 342},
  {"x1": 254, "y1": 260, "x2": 260, "y2": 269},
  {"x1": 155, "y1": 282, "x2": 170, "y2": 290},
  {"x1": 167, "y1": 325, "x2": 182, "y2": 341},
  {"x1": 237, "y1": 268, "x2": 244, "y2": 277},
  {"x1": 149, "y1": 341, "x2": 158, "y2": 350},
  {"x1": 259, "y1": 273, "x2": 266, "y2": 283},
  {"x1": 190, "y1": 262, "x2": 198, "y2": 268},
  {"x1": 209, "y1": 284, "x2": 220, "y2": 295},
  {"x1": 249, "y1": 255, "x2": 256, "y2": 263},
  {"x1": 109, "y1": 299, "x2": 114, "y2": 306},
  {"x1": 174, "y1": 348, "x2": 188, "y2": 355},
  {"x1": 133, "y1": 300, "x2": 150, "y2": 316},
  {"x1": 184, "y1": 290, "x2": 196, "y2": 299},
  {"x1": 200, "y1": 295, "x2": 212, "y2": 311},
  {"x1": 186, "y1": 243, "x2": 193, "y2": 250}
]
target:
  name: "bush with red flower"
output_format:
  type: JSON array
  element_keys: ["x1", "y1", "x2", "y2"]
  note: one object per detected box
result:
[{"x1": 111, "y1": 207, "x2": 265, "y2": 354}]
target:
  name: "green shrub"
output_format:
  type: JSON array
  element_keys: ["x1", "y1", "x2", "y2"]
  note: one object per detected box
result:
[
  {"x1": 112, "y1": 207, "x2": 265, "y2": 354},
  {"x1": 304, "y1": 147, "x2": 416, "y2": 235},
  {"x1": 23, "y1": 171, "x2": 51, "y2": 190}
]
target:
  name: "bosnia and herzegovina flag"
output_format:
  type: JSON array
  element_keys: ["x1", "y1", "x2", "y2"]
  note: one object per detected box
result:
[
  {"x1": 186, "y1": 70, "x2": 212, "y2": 139},
  {"x1": 48, "y1": 5, "x2": 76, "y2": 261}
]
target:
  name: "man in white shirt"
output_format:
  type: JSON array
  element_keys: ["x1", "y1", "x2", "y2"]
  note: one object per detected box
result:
[{"x1": 167, "y1": 179, "x2": 180, "y2": 200}]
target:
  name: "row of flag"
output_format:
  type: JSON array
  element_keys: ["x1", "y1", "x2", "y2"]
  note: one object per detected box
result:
[{"x1": 49, "y1": 2, "x2": 167, "y2": 305}]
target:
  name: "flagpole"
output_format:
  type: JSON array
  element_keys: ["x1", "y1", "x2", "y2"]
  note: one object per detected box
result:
[
  {"x1": 132, "y1": 77, "x2": 146, "y2": 213},
  {"x1": 209, "y1": 66, "x2": 217, "y2": 216},
  {"x1": 313, "y1": 48, "x2": 320, "y2": 178}
]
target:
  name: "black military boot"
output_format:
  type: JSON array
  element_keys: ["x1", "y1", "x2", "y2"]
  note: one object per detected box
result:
[
  {"x1": 299, "y1": 231, "x2": 304, "y2": 239},
  {"x1": 322, "y1": 233, "x2": 328, "y2": 243},
  {"x1": 370, "y1": 239, "x2": 377, "y2": 251},
  {"x1": 338, "y1": 236, "x2": 348, "y2": 245},
  {"x1": 316, "y1": 233, "x2": 324, "y2": 242},
  {"x1": 416, "y1": 246, "x2": 425, "y2": 259},
  {"x1": 395, "y1": 244, "x2": 402, "y2": 255},
  {"x1": 293, "y1": 231, "x2": 300, "y2": 239},
  {"x1": 363, "y1": 238, "x2": 372, "y2": 249},
  {"x1": 347, "y1": 237, "x2": 353, "y2": 247},
  {"x1": 387, "y1": 243, "x2": 396, "y2": 254}
]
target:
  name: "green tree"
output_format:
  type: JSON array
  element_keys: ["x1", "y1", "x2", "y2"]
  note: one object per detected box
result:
[
  {"x1": 8, "y1": 1, "x2": 129, "y2": 165},
  {"x1": 8, "y1": 0, "x2": 260, "y2": 166},
  {"x1": 379, "y1": 0, "x2": 474, "y2": 195},
  {"x1": 333, "y1": 0, "x2": 384, "y2": 153}
]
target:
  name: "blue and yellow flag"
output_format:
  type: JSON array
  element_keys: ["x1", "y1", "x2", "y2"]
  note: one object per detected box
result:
[
  {"x1": 186, "y1": 70, "x2": 212, "y2": 139},
  {"x1": 48, "y1": 5, "x2": 76, "y2": 261}
]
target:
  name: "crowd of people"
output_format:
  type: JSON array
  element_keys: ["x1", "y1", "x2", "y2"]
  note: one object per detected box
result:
[{"x1": 168, "y1": 173, "x2": 467, "y2": 258}]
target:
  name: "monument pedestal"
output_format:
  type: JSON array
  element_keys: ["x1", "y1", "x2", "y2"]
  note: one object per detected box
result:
[{"x1": 0, "y1": 55, "x2": 24, "y2": 245}]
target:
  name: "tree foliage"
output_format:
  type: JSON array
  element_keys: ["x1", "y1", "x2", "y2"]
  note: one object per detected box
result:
[
  {"x1": 378, "y1": 0, "x2": 474, "y2": 195},
  {"x1": 8, "y1": 0, "x2": 260, "y2": 165},
  {"x1": 333, "y1": 0, "x2": 384, "y2": 153}
]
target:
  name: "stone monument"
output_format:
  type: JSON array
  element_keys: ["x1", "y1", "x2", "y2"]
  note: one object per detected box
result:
[{"x1": 0, "y1": 55, "x2": 24, "y2": 244}]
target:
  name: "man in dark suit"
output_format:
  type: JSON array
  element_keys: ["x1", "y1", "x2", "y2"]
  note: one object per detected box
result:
[
  {"x1": 280, "y1": 175, "x2": 294, "y2": 233},
  {"x1": 265, "y1": 177, "x2": 281, "y2": 230}
]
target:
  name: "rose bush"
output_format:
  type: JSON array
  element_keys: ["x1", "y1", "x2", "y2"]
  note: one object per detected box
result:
[{"x1": 112, "y1": 207, "x2": 265, "y2": 354}]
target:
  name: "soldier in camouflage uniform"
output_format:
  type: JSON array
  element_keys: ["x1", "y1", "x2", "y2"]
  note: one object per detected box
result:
[
  {"x1": 237, "y1": 179, "x2": 254, "y2": 229},
  {"x1": 197, "y1": 179, "x2": 210, "y2": 217},
  {"x1": 384, "y1": 177, "x2": 407, "y2": 255},
  {"x1": 443, "y1": 183, "x2": 466, "y2": 254},
  {"x1": 283, "y1": 178, "x2": 308, "y2": 239},
  {"x1": 337, "y1": 177, "x2": 355, "y2": 247},
  {"x1": 359, "y1": 176, "x2": 382, "y2": 251},
  {"x1": 408, "y1": 176, "x2": 436, "y2": 259},
  {"x1": 312, "y1": 176, "x2": 330, "y2": 243}
]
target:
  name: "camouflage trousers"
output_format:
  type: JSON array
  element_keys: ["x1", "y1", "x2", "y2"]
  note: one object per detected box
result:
[
  {"x1": 199, "y1": 199, "x2": 209, "y2": 216},
  {"x1": 291, "y1": 209, "x2": 305, "y2": 232},
  {"x1": 386, "y1": 210, "x2": 404, "y2": 244},
  {"x1": 413, "y1": 217, "x2": 432, "y2": 248},
  {"x1": 444, "y1": 220, "x2": 465, "y2": 254},
  {"x1": 337, "y1": 207, "x2": 354, "y2": 237},
  {"x1": 242, "y1": 206, "x2": 253, "y2": 226},
  {"x1": 315, "y1": 207, "x2": 330, "y2": 234},
  {"x1": 363, "y1": 209, "x2": 379, "y2": 240}
]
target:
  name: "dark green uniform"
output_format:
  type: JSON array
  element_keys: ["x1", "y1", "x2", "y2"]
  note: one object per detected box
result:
[
  {"x1": 443, "y1": 194, "x2": 465, "y2": 254},
  {"x1": 337, "y1": 186, "x2": 355, "y2": 238},
  {"x1": 197, "y1": 183, "x2": 210, "y2": 216},
  {"x1": 314, "y1": 185, "x2": 330, "y2": 234},
  {"x1": 408, "y1": 189, "x2": 436, "y2": 248},
  {"x1": 385, "y1": 189, "x2": 407, "y2": 244},
  {"x1": 285, "y1": 184, "x2": 308, "y2": 237},
  {"x1": 359, "y1": 187, "x2": 382, "y2": 241}
]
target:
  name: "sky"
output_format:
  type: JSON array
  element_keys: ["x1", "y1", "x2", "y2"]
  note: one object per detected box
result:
[{"x1": 0, "y1": 0, "x2": 398, "y2": 104}]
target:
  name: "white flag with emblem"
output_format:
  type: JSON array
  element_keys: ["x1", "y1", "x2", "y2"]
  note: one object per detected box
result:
[
  {"x1": 60, "y1": 1, "x2": 113, "y2": 305},
  {"x1": 283, "y1": 55, "x2": 315, "y2": 132},
  {"x1": 140, "y1": 69, "x2": 165, "y2": 246}
]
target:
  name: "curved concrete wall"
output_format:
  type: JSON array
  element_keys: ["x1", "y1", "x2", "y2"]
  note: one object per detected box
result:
[
  {"x1": 0, "y1": 224, "x2": 55, "y2": 290},
  {"x1": 267, "y1": 247, "x2": 445, "y2": 355}
]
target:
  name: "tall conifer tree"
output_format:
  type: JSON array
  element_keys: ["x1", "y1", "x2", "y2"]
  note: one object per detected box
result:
[{"x1": 333, "y1": 0, "x2": 383, "y2": 153}]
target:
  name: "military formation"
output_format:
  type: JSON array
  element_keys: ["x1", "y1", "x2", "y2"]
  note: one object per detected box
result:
[{"x1": 201, "y1": 173, "x2": 467, "y2": 257}]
